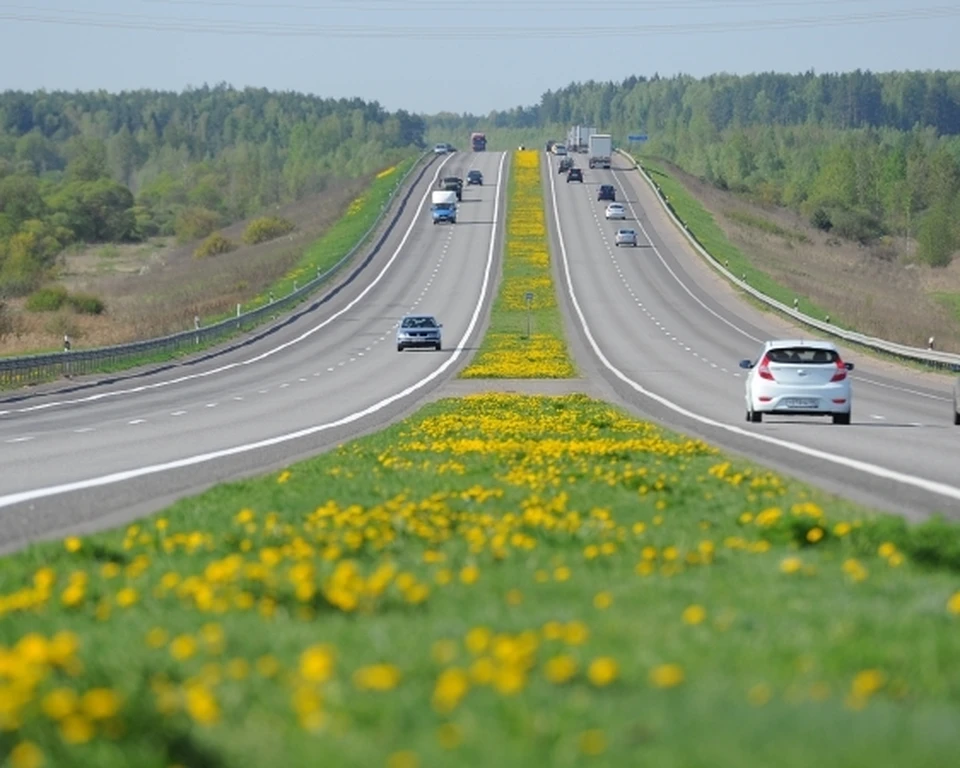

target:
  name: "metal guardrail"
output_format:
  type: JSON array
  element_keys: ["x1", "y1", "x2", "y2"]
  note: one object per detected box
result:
[
  {"x1": 0, "y1": 152, "x2": 432, "y2": 388},
  {"x1": 616, "y1": 148, "x2": 960, "y2": 372}
]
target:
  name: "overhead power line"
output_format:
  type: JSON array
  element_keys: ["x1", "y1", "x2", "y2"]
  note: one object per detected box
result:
[
  {"x1": 141, "y1": 0, "x2": 894, "y2": 11},
  {"x1": 0, "y1": 3, "x2": 957, "y2": 37}
]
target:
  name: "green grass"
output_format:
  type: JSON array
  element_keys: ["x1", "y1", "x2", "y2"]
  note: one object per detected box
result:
[
  {"x1": 2, "y1": 393, "x2": 959, "y2": 767},
  {"x1": 460, "y1": 151, "x2": 576, "y2": 378},
  {"x1": 237, "y1": 156, "x2": 419, "y2": 315},
  {"x1": 934, "y1": 292, "x2": 960, "y2": 323},
  {"x1": 638, "y1": 159, "x2": 835, "y2": 324}
]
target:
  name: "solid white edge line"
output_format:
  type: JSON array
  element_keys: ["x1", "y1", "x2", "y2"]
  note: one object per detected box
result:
[
  {"x1": 3, "y1": 154, "x2": 454, "y2": 418},
  {"x1": 0, "y1": 153, "x2": 507, "y2": 510},
  {"x1": 546, "y1": 152, "x2": 960, "y2": 504},
  {"x1": 613, "y1": 159, "x2": 951, "y2": 403}
]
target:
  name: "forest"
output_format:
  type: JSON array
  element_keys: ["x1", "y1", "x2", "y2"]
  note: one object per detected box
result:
[
  {"x1": 431, "y1": 70, "x2": 960, "y2": 265},
  {"x1": 0, "y1": 85, "x2": 425, "y2": 297}
]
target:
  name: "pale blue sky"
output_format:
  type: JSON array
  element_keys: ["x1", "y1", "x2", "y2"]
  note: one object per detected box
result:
[{"x1": 0, "y1": 0, "x2": 958, "y2": 115}]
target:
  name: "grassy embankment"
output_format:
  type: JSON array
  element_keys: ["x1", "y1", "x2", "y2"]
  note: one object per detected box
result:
[
  {"x1": 0, "y1": 158, "x2": 419, "y2": 388},
  {"x1": 1, "y1": 395, "x2": 959, "y2": 767},
  {"x1": 239, "y1": 158, "x2": 418, "y2": 316},
  {"x1": 460, "y1": 150, "x2": 576, "y2": 378},
  {"x1": 637, "y1": 158, "x2": 835, "y2": 323}
]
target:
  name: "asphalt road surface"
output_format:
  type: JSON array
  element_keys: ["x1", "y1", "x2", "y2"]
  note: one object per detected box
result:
[
  {"x1": 0, "y1": 151, "x2": 507, "y2": 552},
  {"x1": 544, "y1": 151, "x2": 960, "y2": 521}
]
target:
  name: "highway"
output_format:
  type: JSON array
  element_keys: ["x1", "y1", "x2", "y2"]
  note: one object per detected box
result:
[
  {"x1": 0, "y1": 151, "x2": 507, "y2": 552},
  {"x1": 544, "y1": 151, "x2": 960, "y2": 521}
]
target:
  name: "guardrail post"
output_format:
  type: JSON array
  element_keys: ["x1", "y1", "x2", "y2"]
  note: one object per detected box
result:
[
  {"x1": 194, "y1": 315, "x2": 200, "y2": 345},
  {"x1": 793, "y1": 298, "x2": 799, "y2": 309},
  {"x1": 929, "y1": 336, "x2": 935, "y2": 350}
]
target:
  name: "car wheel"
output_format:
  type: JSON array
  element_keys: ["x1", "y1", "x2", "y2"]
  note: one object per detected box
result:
[
  {"x1": 749, "y1": 409, "x2": 762, "y2": 423},
  {"x1": 435, "y1": 343, "x2": 442, "y2": 351},
  {"x1": 832, "y1": 412, "x2": 851, "y2": 425},
  {"x1": 955, "y1": 409, "x2": 960, "y2": 426},
  {"x1": 397, "y1": 344, "x2": 404, "y2": 352}
]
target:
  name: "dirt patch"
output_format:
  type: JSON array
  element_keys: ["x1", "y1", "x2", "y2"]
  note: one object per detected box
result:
[
  {"x1": 0, "y1": 178, "x2": 368, "y2": 354},
  {"x1": 661, "y1": 161, "x2": 960, "y2": 353}
]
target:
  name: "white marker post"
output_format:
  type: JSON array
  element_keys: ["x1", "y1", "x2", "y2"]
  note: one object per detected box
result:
[{"x1": 525, "y1": 291, "x2": 534, "y2": 339}]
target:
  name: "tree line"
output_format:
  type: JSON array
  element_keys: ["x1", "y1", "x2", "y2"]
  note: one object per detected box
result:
[
  {"x1": 0, "y1": 85, "x2": 425, "y2": 296},
  {"x1": 432, "y1": 70, "x2": 960, "y2": 265}
]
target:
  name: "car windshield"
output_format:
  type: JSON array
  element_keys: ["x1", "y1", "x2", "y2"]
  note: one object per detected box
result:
[
  {"x1": 618, "y1": 229, "x2": 634, "y2": 235},
  {"x1": 402, "y1": 317, "x2": 437, "y2": 329},
  {"x1": 766, "y1": 347, "x2": 839, "y2": 364}
]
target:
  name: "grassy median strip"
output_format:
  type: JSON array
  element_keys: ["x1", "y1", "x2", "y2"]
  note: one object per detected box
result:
[
  {"x1": 460, "y1": 150, "x2": 576, "y2": 378},
  {"x1": 639, "y1": 158, "x2": 834, "y2": 323},
  {"x1": 2, "y1": 394, "x2": 960, "y2": 767}
]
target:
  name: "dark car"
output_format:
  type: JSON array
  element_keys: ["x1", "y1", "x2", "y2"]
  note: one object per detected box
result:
[
  {"x1": 567, "y1": 168, "x2": 583, "y2": 183},
  {"x1": 597, "y1": 184, "x2": 616, "y2": 201},
  {"x1": 558, "y1": 157, "x2": 574, "y2": 173},
  {"x1": 439, "y1": 176, "x2": 463, "y2": 200},
  {"x1": 466, "y1": 170, "x2": 483, "y2": 186}
]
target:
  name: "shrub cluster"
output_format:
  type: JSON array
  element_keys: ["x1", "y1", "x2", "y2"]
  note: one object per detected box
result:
[
  {"x1": 194, "y1": 232, "x2": 237, "y2": 259},
  {"x1": 25, "y1": 285, "x2": 105, "y2": 315},
  {"x1": 242, "y1": 216, "x2": 295, "y2": 246}
]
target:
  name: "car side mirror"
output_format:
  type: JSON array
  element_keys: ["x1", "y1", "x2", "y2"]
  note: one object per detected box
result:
[
  {"x1": 844, "y1": 362, "x2": 854, "y2": 371},
  {"x1": 438, "y1": 324, "x2": 443, "y2": 328},
  {"x1": 739, "y1": 359, "x2": 753, "y2": 369}
]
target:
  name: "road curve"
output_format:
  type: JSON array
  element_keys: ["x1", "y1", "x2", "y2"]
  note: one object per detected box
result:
[
  {"x1": 544, "y1": 151, "x2": 960, "y2": 521},
  {"x1": 0, "y1": 151, "x2": 508, "y2": 552}
]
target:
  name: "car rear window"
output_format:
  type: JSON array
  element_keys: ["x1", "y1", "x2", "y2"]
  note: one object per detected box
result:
[
  {"x1": 766, "y1": 347, "x2": 839, "y2": 364},
  {"x1": 402, "y1": 317, "x2": 437, "y2": 329}
]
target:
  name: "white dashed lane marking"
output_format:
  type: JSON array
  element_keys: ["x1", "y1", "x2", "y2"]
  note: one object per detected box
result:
[
  {"x1": 128, "y1": 419, "x2": 146, "y2": 425},
  {"x1": 6, "y1": 436, "x2": 33, "y2": 444},
  {"x1": 586, "y1": 189, "x2": 734, "y2": 377}
]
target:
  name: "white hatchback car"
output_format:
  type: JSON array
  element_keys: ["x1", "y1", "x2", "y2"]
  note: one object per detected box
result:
[
  {"x1": 615, "y1": 228, "x2": 638, "y2": 246},
  {"x1": 605, "y1": 203, "x2": 626, "y2": 220},
  {"x1": 740, "y1": 340, "x2": 854, "y2": 424}
]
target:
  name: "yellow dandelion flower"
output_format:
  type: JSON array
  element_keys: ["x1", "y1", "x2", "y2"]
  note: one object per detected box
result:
[
  {"x1": 553, "y1": 566, "x2": 571, "y2": 582},
  {"x1": 386, "y1": 751, "x2": 419, "y2": 768},
  {"x1": 432, "y1": 667, "x2": 470, "y2": 714},
  {"x1": 587, "y1": 657, "x2": 619, "y2": 687},
  {"x1": 185, "y1": 685, "x2": 220, "y2": 725},
  {"x1": 506, "y1": 589, "x2": 523, "y2": 606},
  {"x1": 780, "y1": 557, "x2": 803, "y2": 574},
  {"x1": 115, "y1": 588, "x2": 138, "y2": 608},
  {"x1": 459, "y1": 565, "x2": 480, "y2": 585},
  {"x1": 353, "y1": 664, "x2": 401, "y2": 691},
  {"x1": 682, "y1": 604, "x2": 706, "y2": 625},
  {"x1": 81, "y1": 688, "x2": 121, "y2": 720},
  {"x1": 593, "y1": 591, "x2": 613, "y2": 610},
  {"x1": 806, "y1": 527, "x2": 824, "y2": 543},
  {"x1": 833, "y1": 522, "x2": 851, "y2": 536},
  {"x1": 649, "y1": 663, "x2": 684, "y2": 688},
  {"x1": 748, "y1": 683, "x2": 772, "y2": 706},
  {"x1": 64, "y1": 537, "x2": 82, "y2": 553},
  {"x1": 9, "y1": 742, "x2": 44, "y2": 768},
  {"x1": 948, "y1": 591, "x2": 960, "y2": 615},
  {"x1": 544, "y1": 655, "x2": 578, "y2": 684},
  {"x1": 437, "y1": 722, "x2": 462, "y2": 750},
  {"x1": 59, "y1": 713, "x2": 94, "y2": 744},
  {"x1": 170, "y1": 635, "x2": 197, "y2": 661},
  {"x1": 878, "y1": 542, "x2": 897, "y2": 558},
  {"x1": 300, "y1": 645, "x2": 335, "y2": 683},
  {"x1": 41, "y1": 689, "x2": 78, "y2": 721}
]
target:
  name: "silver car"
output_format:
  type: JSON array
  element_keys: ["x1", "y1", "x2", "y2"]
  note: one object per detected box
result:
[
  {"x1": 615, "y1": 228, "x2": 638, "y2": 247},
  {"x1": 397, "y1": 315, "x2": 442, "y2": 351}
]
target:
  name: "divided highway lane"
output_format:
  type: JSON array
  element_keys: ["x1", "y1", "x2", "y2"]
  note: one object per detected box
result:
[
  {"x1": 0, "y1": 152, "x2": 507, "y2": 551},
  {"x1": 545, "y1": 153, "x2": 960, "y2": 520}
]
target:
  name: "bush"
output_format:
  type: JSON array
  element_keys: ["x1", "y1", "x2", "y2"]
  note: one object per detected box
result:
[
  {"x1": 830, "y1": 208, "x2": 884, "y2": 244},
  {"x1": 194, "y1": 232, "x2": 237, "y2": 259},
  {"x1": 25, "y1": 285, "x2": 68, "y2": 312},
  {"x1": 810, "y1": 207, "x2": 833, "y2": 231},
  {"x1": 67, "y1": 292, "x2": 106, "y2": 315},
  {"x1": 242, "y1": 216, "x2": 296, "y2": 245},
  {"x1": 174, "y1": 207, "x2": 221, "y2": 243}
]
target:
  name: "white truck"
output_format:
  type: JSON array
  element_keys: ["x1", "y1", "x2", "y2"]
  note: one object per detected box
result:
[
  {"x1": 568, "y1": 125, "x2": 596, "y2": 153},
  {"x1": 588, "y1": 134, "x2": 612, "y2": 169},
  {"x1": 431, "y1": 190, "x2": 458, "y2": 225}
]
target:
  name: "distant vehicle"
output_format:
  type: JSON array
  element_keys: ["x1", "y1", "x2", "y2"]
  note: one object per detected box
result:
[
  {"x1": 739, "y1": 340, "x2": 854, "y2": 425},
  {"x1": 567, "y1": 125, "x2": 596, "y2": 153},
  {"x1": 558, "y1": 157, "x2": 574, "y2": 173},
  {"x1": 545, "y1": 139, "x2": 556, "y2": 152},
  {"x1": 552, "y1": 144, "x2": 568, "y2": 156},
  {"x1": 466, "y1": 169, "x2": 483, "y2": 185},
  {"x1": 597, "y1": 184, "x2": 615, "y2": 201},
  {"x1": 954, "y1": 376, "x2": 960, "y2": 425},
  {"x1": 438, "y1": 176, "x2": 463, "y2": 200},
  {"x1": 471, "y1": 132, "x2": 487, "y2": 151},
  {"x1": 430, "y1": 190, "x2": 458, "y2": 225},
  {"x1": 588, "y1": 134, "x2": 612, "y2": 169},
  {"x1": 615, "y1": 228, "x2": 638, "y2": 247},
  {"x1": 397, "y1": 315, "x2": 443, "y2": 352},
  {"x1": 567, "y1": 168, "x2": 583, "y2": 183},
  {"x1": 433, "y1": 143, "x2": 452, "y2": 154},
  {"x1": 605, "y1": 203, "x2": 626, "y2": 220}
]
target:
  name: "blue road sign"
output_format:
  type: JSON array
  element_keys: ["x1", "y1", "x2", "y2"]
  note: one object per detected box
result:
[{"x1": 628, "y1": 134, "x2": 648, "y2": 142}]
